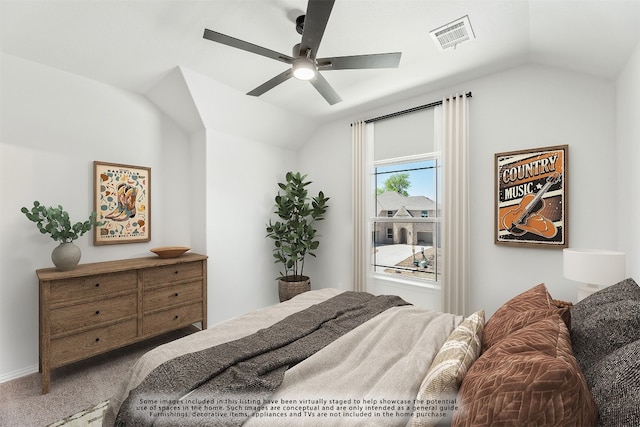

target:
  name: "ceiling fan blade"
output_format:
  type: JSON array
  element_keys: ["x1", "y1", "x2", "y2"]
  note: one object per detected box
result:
[
  {"x1": 317, "y1": 52, "x2": 402, "y2": 70},
  {"x1": 299, "y1": 0, "x2": 335, "y2": 58},
  {"x1": 203, "y1": 29, "x2": 293, "y2": 65},
  {"x1": 247, "y1": 69, "x2": 294, "y2": 97},
  {"x1": 310, "y1": 72, "x2": 342, "y2": 105}
]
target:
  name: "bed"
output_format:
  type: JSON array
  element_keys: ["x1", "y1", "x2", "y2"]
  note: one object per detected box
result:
[{"x1": 103, "y1": 280, "x2": 640, "y2": 426}]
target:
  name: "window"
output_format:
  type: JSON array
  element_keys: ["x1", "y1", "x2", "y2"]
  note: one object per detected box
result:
[
  {"x1": 353, "y1": 94, "x2": 469, "y2": 310},
  {"x1": 371, "y1": 155, "x2": 441, "y2": 283}
]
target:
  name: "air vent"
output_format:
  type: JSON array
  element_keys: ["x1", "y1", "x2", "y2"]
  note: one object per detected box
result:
[{"x1": 430, "y1": 15, "x2": 475, "y2": 50}]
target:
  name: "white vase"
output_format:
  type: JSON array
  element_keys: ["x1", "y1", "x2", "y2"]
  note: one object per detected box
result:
[{"x1": 51, "y1": 242, "x2": 81, "y2": 271}]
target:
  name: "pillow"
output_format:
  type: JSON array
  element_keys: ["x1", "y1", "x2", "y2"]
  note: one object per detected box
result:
[
  {"x1": 572, "y1": 278, "x2": 640, "y2": 316},
  {"x1": 482, "y1": 283, "x2": 569, "y2": 352},
  {"x1": 551, "y1": 298, "x2": 573, "y2": 329},
  {"x1": 570, "y1": 280, "x2": 640, "y2": 372},
  {"x1": 453, "y1": 315, "x2": 598, "y2": 427},
  {"x1": 482, "y1": 308, "x2": 561, "y2": 353},
  {"x1": 411, "y1": 310, "x2": 485, "y2": 427},
  {"x1": 571, "y1": 278, "x2": 640, "y2": 334},
  {"x1": 584, "y1": 339, "x2": 640, "y2": 427}
]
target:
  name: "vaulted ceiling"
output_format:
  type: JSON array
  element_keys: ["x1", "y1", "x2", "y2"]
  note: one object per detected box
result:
[{"x1": 2, "y1": 0, "x2": 639, "y2": 124}]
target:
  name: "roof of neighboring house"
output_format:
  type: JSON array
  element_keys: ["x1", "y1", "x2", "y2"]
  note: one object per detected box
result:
[{"x1": 376, "y1": 191, "x2": 437, "y2": 215}]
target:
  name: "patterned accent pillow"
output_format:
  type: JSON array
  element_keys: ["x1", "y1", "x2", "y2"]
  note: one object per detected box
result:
[
  {"x1": 482, "y1": 308, "x2": 562, "y2": 353},
  {"x1": 411, "y1": 310, "x2": 485, "y2": 427},
  {"x1": 453, "y1": 315, "x2": 598, "y2": 427},
  {"x1": 482, "y1": 283, "x2": 565, "y2": 352},
  {"x1": 551, "y1": 298, "x2": 573, "y2": 329}
]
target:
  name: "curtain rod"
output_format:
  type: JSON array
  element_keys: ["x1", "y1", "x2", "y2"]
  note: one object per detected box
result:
[{"x1": 362, "y1": 91, "x2": 472, "y2": 124}]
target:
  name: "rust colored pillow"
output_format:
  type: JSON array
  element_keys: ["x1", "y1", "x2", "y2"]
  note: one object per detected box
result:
[
  {"x1": 482, "y1": 283, "x2": 553, "y2": 352},
  {"x1": 483, "y1": 308, "x2": 566, "y2": 354},
  {"x1": 453, "y1": 315, "x2": 598, "y2": 427}
]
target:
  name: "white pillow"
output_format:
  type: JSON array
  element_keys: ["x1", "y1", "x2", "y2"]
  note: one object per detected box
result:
[{"x1": 411, "y1": 309, "x2": 484, "y2": 427}]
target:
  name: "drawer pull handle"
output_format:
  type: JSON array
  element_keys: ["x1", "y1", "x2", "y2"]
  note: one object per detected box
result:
[
  {"x1": 174, "y1": 293, "x2": 179, "y2": 297},
  {"x1": 174, "y1": 271, "x2": 179, "y2": 275},
  {"x1": 95, "y1": 337, "x2": 100, "y2": 342},
  {"x1": 95, "y1": 310, "x2": 100, "y2": 315},
  {"x1": 95, "y1": 283, "x2": 100, "y2": 287},
  {"x1": 174, "y1": 315, "x2": 179, "y2": 320}
]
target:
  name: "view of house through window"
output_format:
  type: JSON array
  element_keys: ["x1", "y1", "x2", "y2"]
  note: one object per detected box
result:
[{"x1": 372, "y1": 156, "x2": 441, "y2": 282}]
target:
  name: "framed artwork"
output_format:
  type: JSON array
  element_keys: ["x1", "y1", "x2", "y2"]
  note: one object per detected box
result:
[
  {"x1": 93, "y1": 161, "x2": 150, "y2": 245},
  {"x1": 495, "y1": 145, "x2": 568, "y2": 248}
]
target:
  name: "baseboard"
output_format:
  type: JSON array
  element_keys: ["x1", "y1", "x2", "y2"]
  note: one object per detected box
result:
[{"x1": 0, "y1": 364, "x2": 39, "y2": 384}]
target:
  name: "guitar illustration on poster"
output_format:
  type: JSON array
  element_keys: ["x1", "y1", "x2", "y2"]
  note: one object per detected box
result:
[{"x1": 495, "y1": 145, "x2": 568, "y2": 248}]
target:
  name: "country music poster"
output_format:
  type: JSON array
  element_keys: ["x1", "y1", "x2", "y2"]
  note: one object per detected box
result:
[{"x1": 495, "y1": 145, "x2": 568, "y2": 248}]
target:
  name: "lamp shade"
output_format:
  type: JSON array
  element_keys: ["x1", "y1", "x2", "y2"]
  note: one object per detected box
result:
[{"x1": 563, "y1": 248, "x2": 626, "y2": 286}]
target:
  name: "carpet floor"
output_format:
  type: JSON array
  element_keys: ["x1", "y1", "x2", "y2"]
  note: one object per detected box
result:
[{"x1": 0, "y1": 328, "x2": 195, "y2": 427}]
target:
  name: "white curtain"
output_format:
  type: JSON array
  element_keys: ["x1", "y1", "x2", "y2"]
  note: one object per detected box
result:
[
  {"x1": 435, "y1": 94, "x2": 470, "y2": 315},
  {"x1": 351, "y1": 120, "x2": 373, "y2": 292}
]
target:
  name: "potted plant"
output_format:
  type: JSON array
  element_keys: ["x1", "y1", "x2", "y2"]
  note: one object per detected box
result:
[
  {"x1": 266, "y1": 171, "x2": 329, "y2": 301},
  {"x1": 21, "y1": 201, "x2": 102, "y2": 271}
]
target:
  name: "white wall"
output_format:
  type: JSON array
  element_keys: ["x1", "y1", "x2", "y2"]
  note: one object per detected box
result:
[
  {"x1": 166, "y1": 66, "x2": 302, "y2": 326},
  {"x1": 467, "y1": 65, "x2": 616, "y2": 315},
  {"x1": 299, "y1": 64, "x2": 619, "y2": 317},
  {"x1": 298, "y1": 121, "x2": 354, "y2": 292},
  {"x1": 204, "y1": 128, "x2": 296, "y2": 325},
  {"x1": 616, "y1": 41, "x2": 640, "y2": 280},
  {"x1": 0, "y1": 54, "x2": 193, "y2": 380}
]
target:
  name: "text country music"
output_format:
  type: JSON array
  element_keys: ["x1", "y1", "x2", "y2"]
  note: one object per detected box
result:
[{"x1": 501, "y1": 154, "x2": 559, "y2": 185}]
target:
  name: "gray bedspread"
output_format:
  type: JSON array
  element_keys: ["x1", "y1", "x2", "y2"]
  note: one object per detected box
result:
[{"x1": 104, "y1": 289, "x2": 461, "y2": 427}]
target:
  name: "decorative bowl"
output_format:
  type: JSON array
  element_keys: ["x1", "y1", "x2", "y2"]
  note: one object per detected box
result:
[{"x1": 150, "y1": 246, "x2": 190, "y2": 259}]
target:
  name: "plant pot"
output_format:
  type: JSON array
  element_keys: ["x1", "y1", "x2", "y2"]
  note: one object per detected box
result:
[
  {"x1": 278, "y1": 275, "x2": 311, "y2": 302},
  {"x1": 51, "y1": 242, "x2": 81, "y2": 271}
]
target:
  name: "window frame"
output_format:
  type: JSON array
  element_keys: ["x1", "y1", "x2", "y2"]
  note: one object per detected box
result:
[{"x1": 369, "y1": 152, "x2": 441, "y2": 288}]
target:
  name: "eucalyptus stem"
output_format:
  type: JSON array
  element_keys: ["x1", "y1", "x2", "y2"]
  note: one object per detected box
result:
[{"x1": 21, "y1": 201, "x2": 103, "y2": 243}]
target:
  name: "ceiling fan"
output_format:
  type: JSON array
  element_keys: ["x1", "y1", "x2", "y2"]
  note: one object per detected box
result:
[{"x1": 202, "y1": 0, "x2": 401, "y2": 105}]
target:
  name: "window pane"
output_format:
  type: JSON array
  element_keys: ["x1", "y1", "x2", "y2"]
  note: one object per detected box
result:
[
  {"x1": 371, "y1": 234, "x2": 440, "y2": 281},
  {"x1": 372, "y1": 158, "x2": 441, "y2": 282},
  {"x1": 375, "y1": 159, "x2": 436, "y2": 202}
]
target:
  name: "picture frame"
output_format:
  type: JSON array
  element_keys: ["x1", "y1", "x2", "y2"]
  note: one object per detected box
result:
[
  {"x1": 93, "y1": 161, "x2": 151, "y2": 245},
  {"x1": 495, "y1": 145, "x2": 568, "y2": 248}
]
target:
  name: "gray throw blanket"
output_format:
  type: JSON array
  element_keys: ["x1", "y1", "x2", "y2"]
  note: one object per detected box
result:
[{"x1": 115, "y1": 291, "x2": 409, "y2": 427}]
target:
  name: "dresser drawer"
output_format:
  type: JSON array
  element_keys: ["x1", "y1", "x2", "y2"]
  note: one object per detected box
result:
[
  {"x1": 143, "y1": 303, "x2": 203, "y2": 336},
  {"x1": 49, "y1": 271, "x2": 137, "y2": 305},
  {"x1": 142, "y1": 261, "x2": 203, "y2": 288},
  {"x1": 50, "y1": 319, "x2": 137, "y2": 367},
  {"x1": 50, "y1": 294, "x2": 137, "y2": 337},
  {"x1": 144, "y1": 281, "x2": 203, "y2": 313}
]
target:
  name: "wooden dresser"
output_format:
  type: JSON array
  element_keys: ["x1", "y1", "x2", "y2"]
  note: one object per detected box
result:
[{"x1": 36, "y1": 253, "x2": 207, "y2": 394}]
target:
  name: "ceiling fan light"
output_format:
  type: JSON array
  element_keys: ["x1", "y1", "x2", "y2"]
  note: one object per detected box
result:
[{"x1": 292, "y1": 59, "x2": 316, "y2": 80}]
